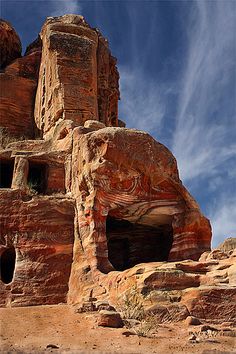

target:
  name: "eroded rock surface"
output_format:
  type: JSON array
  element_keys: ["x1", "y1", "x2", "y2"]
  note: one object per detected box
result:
[
  {"x1": 0, "y1": 27, "x2": 41, "y2": 139},
  {"x1": 0, "y1": 190, "x2": 74, "y2": 307},
  {"x1": 0, "y1": 19, "x2": 21, "y2": 69},
  {"x1": 34, "y1": 15, "x2": 119, "y2": 138},
  {"x1": 68, "y1": 127, "x2": 211, "y2": 282},
  {"x1": 102, "y1": 248, "x2": 236, "y2": 324},
  {"x1": 0, "y1": 15, "x2": 234, "y2": 326},
  {"x1": 217, "y1": 237, "x2": 236, "y2": 253}
]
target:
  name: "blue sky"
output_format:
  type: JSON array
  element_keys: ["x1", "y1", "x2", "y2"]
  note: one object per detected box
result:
[{"x1": 1, "y1": 0, "x2": 236, "y2": 247}]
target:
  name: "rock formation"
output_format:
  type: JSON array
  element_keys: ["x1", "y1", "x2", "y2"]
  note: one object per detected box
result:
[
  {"x1": 34, "y1": 15, "x2": 119, "y2": 138},
  {"x1": 0, "y1": 19, "x2": 22, "y2": 69},
  {"x1": 102, "y1": 246, "x2": 236, "y2": 325},
  {"x1": 0, "y1": 15, "x2": 234, "y2": 325},
  {"x1": 217, "y1": 237, "x2": 236, "y2": 252},
  {"x1": 0, "y1": 19, "x2": 41, "y2": 139}
]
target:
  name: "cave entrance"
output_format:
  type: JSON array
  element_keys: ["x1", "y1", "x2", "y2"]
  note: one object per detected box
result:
[
  {"x1": 0, "y1": 159, "x2": 14, "y2": 188},
  {"x1": 106, "y1": 216, "x2": 173, "y2": 271},
  {"x1": 27, "y1": 162, "x2": 48, "y2": 194},
  {"x1": 0, "y1": 247, "x2": 16, "y2": 284}
]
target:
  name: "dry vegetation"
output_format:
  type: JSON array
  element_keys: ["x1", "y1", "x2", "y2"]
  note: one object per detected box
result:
[
  {"x1": 118, "y1": 286, "x2": 159, "y2": 337},
  {"x1": 0, "y1": 127, "x2": 26, "y2": 148}
]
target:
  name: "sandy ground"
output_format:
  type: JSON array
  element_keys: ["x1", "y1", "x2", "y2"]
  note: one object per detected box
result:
[{"x1": 0, "y1": 305, "x2": 235, "y2": 354}]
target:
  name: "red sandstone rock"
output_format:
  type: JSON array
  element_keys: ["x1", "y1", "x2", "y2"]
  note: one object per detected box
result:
[
  {"x1": 185, "y1": 316, "x2": 201, "y2": 326},
  {"x1": 0, "y1": 38, "x2": 41, "y2": 140},
  {"x1": 25, "y1": 35, "x2": 42, "y2": 56},
  {"x1": 1, "y1": 15, "x2": 234, "y2": 329},
  {"x1": 217, "y1": 237, "x2": 236, "y2": 252},
  {"x1": 98, "y1": 310, "x2": 123, "y2": 328},
  {"x1": 143, "y1": 268, "x2": 200, "y2": 291},
  {"x1": 182, "y1": 287, "x2": 236, "y2": 325},
  {"x1": 0, "y1": 71, "x2": 38, "y2": 139},
  {"x1": 206, "y1": 249, "x2": 229, "y2": 260},
  {"x1": 0, "y1": 19, "x2": 21, "y2": 69},
  {"x1": 68, "y1": 126, "x2": 211, "y2": 284},
  {"x1": 0, "y1": 190, "x2": 74, "y2": 306},
  {"x1": 34, "y1": 15, "x2": 119, "y2": 138},
  {"x1": 97, "y1": 33, "x2": 119, "y2": 126},
  {"x1": 96, "y1": 250, "x2": 235, "y2": 324},
  {"x1": 146, "y1": 303, "x2": 190, "y2": 323},
  {"x1": 228, "y1": 263, "x2": 236, "y2": 285}
]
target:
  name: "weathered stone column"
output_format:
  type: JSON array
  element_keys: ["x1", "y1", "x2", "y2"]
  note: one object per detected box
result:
[
  {"x1": 11, "y1": 156, "x2": 29, "y2": 190},
  {"x1": 34, "y1": 15, "x2": 99, "y2": 137}
]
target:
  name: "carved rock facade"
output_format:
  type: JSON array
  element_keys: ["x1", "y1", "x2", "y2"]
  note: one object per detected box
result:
[
  {"x1": 1, "y1": 16, "x2": 230, "y2": 326},
  {"x1": 34, "y1": 15, "x2": 119, "y2": 137}
]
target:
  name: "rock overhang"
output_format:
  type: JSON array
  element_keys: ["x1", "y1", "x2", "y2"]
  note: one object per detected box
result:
[{"x1": 69, "y1": 125, "x2": 211, "y2": 278}]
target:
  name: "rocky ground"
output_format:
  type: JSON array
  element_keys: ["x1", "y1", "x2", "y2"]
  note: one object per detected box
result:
[
  {"x1": 1, "y1": 241, "x2": 236, "y2": 353},
  {"x1": 0, "y1": 304, "x2": 235, "y2": 354}
]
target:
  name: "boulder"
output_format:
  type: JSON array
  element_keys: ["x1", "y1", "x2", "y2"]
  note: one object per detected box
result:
[
  {"x1": 146, "y1": 303, "x2": 189, "y2": 323},
  {"x1": 185, "y1": 316, "x2": 202, "y2": 326},
  {"x1": 98, "y1": 310, "x2": 124, "y2": 328},
  {"x1": 84, "y1": 120, "x2": 106, "y2": 131}
]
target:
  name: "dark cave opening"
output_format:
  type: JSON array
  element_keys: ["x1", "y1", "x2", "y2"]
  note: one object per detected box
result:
[
  {"x1": 106, "y1": 216, "x2": 173, "y2": 271},
  {"x1": 0, "y1": 159, "x2": 14, "y2": 188},
  {"x1": 27, "y1": 162, "x2": 48, "y2": 194},
  {"x1": 0, "y1": 247, "x2": 16, "y2": 284}
]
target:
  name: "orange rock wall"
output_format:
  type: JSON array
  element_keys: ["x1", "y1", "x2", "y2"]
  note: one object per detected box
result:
[
  {"x1": 68, "y1": 126, "x2": 212, "y2": 304},
  {"x1": 0, "y1": 190, "x2": 74, "y2": 307},
  {"x1": 0, "y1": 74, "x2": 35, "y2": 138},
  {"x1": 0, "y1": 51, "x2": 41, "y2": 138},
  {"x1": 34, "y1": 15, "x2": 120, "y2": 137},
  {"x1": 97, "y1": 34, "x2": 119, "y2": 126},
  {"x1": 0, "y1": 19, "x2": 21, "y2": 69}
]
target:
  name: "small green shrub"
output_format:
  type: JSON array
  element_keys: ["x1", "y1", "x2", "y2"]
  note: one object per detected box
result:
[{"x1": 27, "y1": 180, "x2": 38, "y2": 195}]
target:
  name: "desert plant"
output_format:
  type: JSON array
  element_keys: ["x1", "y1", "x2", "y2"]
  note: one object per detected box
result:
[
  {"x1": 0, "y1": 127, "x2": 26, "y2": 148},
  {"x1": 118, "y1": 285, "x2": 159, "y2": 337},
  {"x1": 134, "y1": 313, "x2": 159, "y2": 337},
  {"x1": 27, "y1": 180, "x2": 38, "y2": 195},
  {"x1": 118, "y1": 285, "x2": 145, "y2": 321}
]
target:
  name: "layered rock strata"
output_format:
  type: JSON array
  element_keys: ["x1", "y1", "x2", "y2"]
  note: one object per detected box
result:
[
  {"x1": 0, "y1": 16, "x2": 228, "y2": 320},
  {"x1": 0, "y1": 20, "x2": 41, "y2": 139},
  {"x1": 0, "y1": 19, "x2": 22, "y2": 69},
  {"x1": 69, "y1": 127, "x2": 211, "y2": 276},
  {"x1": 0, "y1": 190, "x2": 74, "y2": 307},
  {"x1": 34, "y1": 15, "x2": 119, "y2": 138},
  {"x1": 101, "y1": 247, "x2": 236, "y2": 325}
]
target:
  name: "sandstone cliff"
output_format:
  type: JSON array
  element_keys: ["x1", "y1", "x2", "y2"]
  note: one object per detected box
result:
[{"x1": 0, "y1": 15, "x2": 234, "y2": 326}]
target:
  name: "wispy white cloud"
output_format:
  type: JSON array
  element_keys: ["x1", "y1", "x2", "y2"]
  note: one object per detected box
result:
[
  {"x1": 118, "y1": 1, "x2": 236, "y2": 245},
  {"x1": 170, "y1": 1, "x2": 236, "y2": 245},
  {"x1": 119, "y1": 67, "x2": 168, "y2": 134},
  {"x1": 172, "y1": 0, "x2": 236, "y2": 183},
  {"x1": 208, "y1": 175, "x2": 224, "y2": 193},
  {"x1": 49, "y1": 0, "x2": 82, "y2": 17},
  {"x1": 118, "y1": 5, "x2": 170, "y2": 135},
  {"x1": 210, "y1": 195, "x2": 236, "y2": 247},
  {"x1": 172, "y1": 117, "x2": 236, "y2": 182}
]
